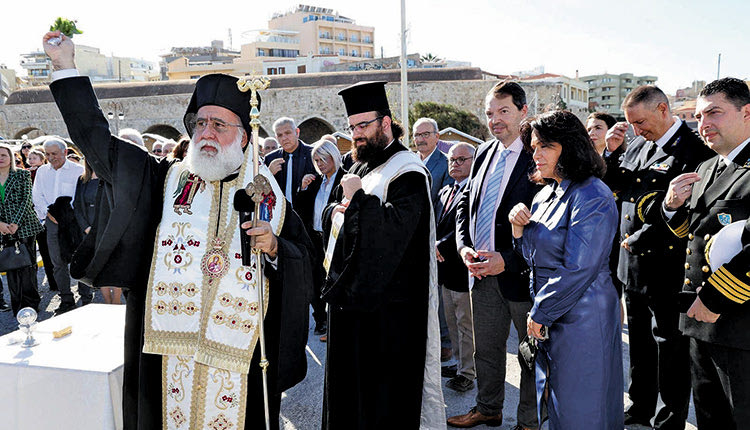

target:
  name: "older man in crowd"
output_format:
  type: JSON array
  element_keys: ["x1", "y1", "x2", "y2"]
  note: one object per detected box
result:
[
  {"x1": 262, "y1": 136, "x2": 279, "y2": 156},
  {"x1": 32, "y1": 136, "x2": 84, "y2": 315},
  {"x1": 436, "y1": 142, "x2": 476, "y2": 393}
]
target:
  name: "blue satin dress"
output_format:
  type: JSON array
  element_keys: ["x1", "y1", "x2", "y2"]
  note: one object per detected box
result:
[{"x1": 516, "y1": 176, "x2": 623, "y2": 429}]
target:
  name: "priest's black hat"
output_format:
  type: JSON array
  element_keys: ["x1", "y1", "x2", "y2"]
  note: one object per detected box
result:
[
  {"x1": 338, "y1": 81, "x2": 391, "y2": 117},
  {"x1": 183, "y1": 74, "x2": 260, "y2": 138}
]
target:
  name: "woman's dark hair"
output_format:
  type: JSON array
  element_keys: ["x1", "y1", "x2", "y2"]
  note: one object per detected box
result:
[
  {"x1": 586, "y1": 112, "x2": 617, "y2": 130},
  {"x1": 520, "y1": 110, "x2": 607, "y2": 183}
]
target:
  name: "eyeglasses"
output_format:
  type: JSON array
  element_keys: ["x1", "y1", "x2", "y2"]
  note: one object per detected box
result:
[
  {"x1": 413, "y1": 131, "x2": 436, "y2": 140},
  {"x1": 153, "y1": 149, "x2": 163, "y2": 154},
  {"x1": 448, "y1": 156, "x2": 473, "y2": 166},
  {"x1": 346, "y1": 116, "x2": 383, "y2": 134},
  {"x1": 22, "y1": 145, "x2": 32, "y2": 149},
  {"x1": 187, "y1": 117, "x2": 243, "y2": 135}
]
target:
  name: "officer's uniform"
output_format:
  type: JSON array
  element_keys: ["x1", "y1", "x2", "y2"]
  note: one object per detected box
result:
[
  {"x1": 606, "y1": 119, "x2": 714, "y2": 428},
  {"x1": 644, "y1": 140, "x2": 750, "y2": 429}
]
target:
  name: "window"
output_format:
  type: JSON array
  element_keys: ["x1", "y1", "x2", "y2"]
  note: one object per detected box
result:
[
  {"x1": 278, "y1": 67, "x2": 285, "y2": 74},
  {"x1": 338, "y1": 48, "x2": 345, "y2": 55},
  {"x1": 268, "y1": 68, "x2": 277, "y2": 75}
]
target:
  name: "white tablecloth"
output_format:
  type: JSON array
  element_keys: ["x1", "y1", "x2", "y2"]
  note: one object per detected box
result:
[{"x1": 0, "y1": 304, "x2": 125, "y2": 430}]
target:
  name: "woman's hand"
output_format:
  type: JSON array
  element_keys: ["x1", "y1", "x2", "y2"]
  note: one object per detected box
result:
[
  {"x1": 508, "y1": 203, "x2": 532, "y2": 238},
  {"x1": 0, "y1": 222, "x2": 11, "y2": 235},
  {"x1": 527, "y1": 314, "x2": 544, "y2": 340}
]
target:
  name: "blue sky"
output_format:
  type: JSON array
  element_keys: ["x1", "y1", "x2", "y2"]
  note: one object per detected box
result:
[{"x1": 2, "y1": 0, "x2": 747, "y2": 94}]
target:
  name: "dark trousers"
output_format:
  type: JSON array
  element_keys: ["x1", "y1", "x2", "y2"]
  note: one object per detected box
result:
[
  {"x1": 37, "y1": 228, "x2": 59, "y2": 291},
  {"x1": 471, "y1": 276, "x2": 537, "y2": 427},
  {"x1": 691, "y1": 338, "x2": 750, "y2": 430},
  {"x1": 309, "y1": 230, "x2": 328, "y2": 327},
  {"x1": 625, "y1": 291, "x2": 691, "y2": 429},
  {"x1": 45, "y1": 216, "x2": 74, "y2": 305},
  {"x1": 6, "y1": 237, "x2": 40, "y2": 315}
]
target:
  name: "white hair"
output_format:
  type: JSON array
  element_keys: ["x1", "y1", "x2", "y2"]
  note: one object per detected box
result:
[
  {"x1": 118, "y1": 128, "x2": 144, "y2": 146},
  {"x1": 183, "y1": 131, "x2": 245, "y2": 181},
  {"x1": 311, "y1": 139, "x2": 342, "y2": 175},
  {"x1": 413, "y1": 117, "x2": 439, "y2": 133},
  {"x1": 42, "y1": 136, "x2": 68, "y2": 152}
]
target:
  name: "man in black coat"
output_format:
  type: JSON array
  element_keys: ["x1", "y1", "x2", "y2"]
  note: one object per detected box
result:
[
  {"x1": 606, "y1": 85, "x2": 714, "y2": 429},
  {"x1": 44, "y1": 31, "x2": 313, "y2": 430},
  {"x1": 644, "y1": 77, "x2": 750, "y2": 430},
  {"x1": 321, "y1": 81, "x2": 444, "y2": 429},
  {"x1": 449, "y1": 81, "x2": 541, "y2": 430},
  {"x1": 263, "y1": 117, "x2": 315, "y2": 210},
  {"x1": 435, "y1": 142, "x2": 476, "y2": 393}
]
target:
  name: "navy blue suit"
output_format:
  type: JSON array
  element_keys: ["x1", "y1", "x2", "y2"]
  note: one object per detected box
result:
[{"x1": 423, "y1": 149, "x2": 453, "y2": 216}]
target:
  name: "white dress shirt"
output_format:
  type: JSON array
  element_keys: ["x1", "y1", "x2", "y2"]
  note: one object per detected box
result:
[
  {"x1": 478, "y1": 137, "x2": 523, "y2": 250},
  {"x1": 313, "y1": 170, "x2": 340, "y2": 232},
  {"x1": 32, "y1": 159, "x2": 85, "y2": 221}
]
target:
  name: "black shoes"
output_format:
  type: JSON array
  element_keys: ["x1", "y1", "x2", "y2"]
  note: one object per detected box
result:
[
  {"x1": 446, "y1": 374, "x2": 474, "y2": 392},
  {"x1": 442, "y1": 364, "x2": 458, "y2": 378}
]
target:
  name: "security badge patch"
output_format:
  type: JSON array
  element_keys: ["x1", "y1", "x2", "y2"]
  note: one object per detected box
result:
[{"x1": 718, "y1": 213, "x2": 732, "y2": 226}]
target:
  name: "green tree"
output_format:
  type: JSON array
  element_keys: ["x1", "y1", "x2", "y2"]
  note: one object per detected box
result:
[
  {"x1": 420, "y1": 53, "x2": 442, "y2": 63},
  {"x1": 409, "y1": 101, "x2": 489, "y2": 142}
]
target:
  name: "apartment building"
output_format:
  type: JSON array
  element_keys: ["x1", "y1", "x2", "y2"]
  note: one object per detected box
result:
[{"x1": 581, "y1": 73, "x2": 657, "y2": 116}]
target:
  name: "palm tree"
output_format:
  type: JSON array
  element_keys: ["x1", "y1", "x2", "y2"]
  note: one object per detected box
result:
[{"x1": 420, "y1": 53, "x2": 442, "y2": 63}]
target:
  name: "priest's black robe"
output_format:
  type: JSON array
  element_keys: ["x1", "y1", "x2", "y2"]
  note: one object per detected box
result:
[
  {"x1": 50, "y1": 76, "x2": 313, "y2": 430},
  {"x1": 321, "y1": 141, "x2": 431, "y2": 429}
]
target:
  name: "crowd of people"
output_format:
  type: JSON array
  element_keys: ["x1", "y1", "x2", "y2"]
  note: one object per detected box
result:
[{"x1": 1, "y1": 30, "x2": 747, "y2": 430}]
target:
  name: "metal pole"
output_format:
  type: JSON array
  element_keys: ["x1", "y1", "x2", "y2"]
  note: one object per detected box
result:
[
  {"x1": 400, "y1": 0, "x2": 409, "y2": 148},
  {"x1": 237, "y1": 76, "x2": 272, "y2": 430},
  {"x1": 717, "y1": 53, "x2": 721, "y2": 80}
]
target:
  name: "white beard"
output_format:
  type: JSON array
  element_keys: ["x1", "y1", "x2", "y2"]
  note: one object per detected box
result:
[{"x1": 183, "y1": 132, "x2": 245, "y2": 181}]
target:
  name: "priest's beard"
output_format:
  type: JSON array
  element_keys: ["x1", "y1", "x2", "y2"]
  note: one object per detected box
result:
[
  {"x1": 183, "y1": 132, "x2": 245, "y2": 181},
  {"x1": 353, "y1": 127, "x2": 389, "y2": 163}
]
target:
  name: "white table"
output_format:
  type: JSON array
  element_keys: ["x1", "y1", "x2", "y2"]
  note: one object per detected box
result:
[{"x1": 0, "y1": 304, "x2": 125, "y2": 430}]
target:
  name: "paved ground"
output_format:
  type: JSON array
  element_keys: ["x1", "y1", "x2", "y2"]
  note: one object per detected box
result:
[{"x1": 1, "y1": 271, "x2": 698, "y2": 429}]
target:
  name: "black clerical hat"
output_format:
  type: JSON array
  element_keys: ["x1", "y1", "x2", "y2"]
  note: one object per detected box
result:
[
  {"x1": 183, "y1": 74, "x2": 260, "y2": 137},
  {"x1": 338, "y1": 81, "x2": 391, "y2": 117}
]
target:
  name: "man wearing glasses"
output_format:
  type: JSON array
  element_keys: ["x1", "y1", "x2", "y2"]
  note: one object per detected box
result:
[
  {"x1": 413, "y1": 117, "x2": 453, "y2": 209},
  {"x1": 436, "y1": 143, "x2": 477, "y2": 393},
  {"x1": 43, "y1": 31, "x2": 313, "y2": 430},
  {"x1": 321, "y1": 81, "x2": 445, "y2": 429}
]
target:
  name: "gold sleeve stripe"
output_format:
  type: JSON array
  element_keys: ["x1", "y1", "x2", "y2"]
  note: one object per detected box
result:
[
  {"x1": 708, "y1": 277, "x2": 747, "y2": 304},
  {"x1": 669, "y1": 220, "x2": 689, "y2": 238},
  {"x1": 637, "y1": 192, "x2": 659, "y2": 223},
  {"x1": 714, "y1": 269, "x2": 750, "y2": 299},
  {"x1": 718, "y1": 266, "x2": 750, "y2": 293}
]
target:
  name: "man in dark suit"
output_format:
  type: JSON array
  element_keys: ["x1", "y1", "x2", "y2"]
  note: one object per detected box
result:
[
  {"x1": 448, "y1": 81, "x2": 540, "y2": 430},
  {"x1": 263, "y1": 117, "x2": 315, "y2": 210},
  {"x1": 435, "y1": 142, "x2": 475, "y2": 393},
  {"x1": 644, "y1": 77, "x2": 750, "y2": 429},
  {"x1": 606, "y1": 85, "x2": 714, "y2": 429},
  {"x1": 413, "y1": 117, "x2": 453, "y2": 210}
]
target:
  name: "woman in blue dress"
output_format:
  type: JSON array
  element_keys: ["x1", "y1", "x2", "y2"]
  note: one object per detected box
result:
[{"x1": 509, "y1": 110, "x2": 623, "y2": 429}]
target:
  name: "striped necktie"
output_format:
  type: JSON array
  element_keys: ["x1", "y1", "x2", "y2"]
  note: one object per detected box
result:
[{"x1": 475, "y1": 149, "x2": 510, "y2": 251}]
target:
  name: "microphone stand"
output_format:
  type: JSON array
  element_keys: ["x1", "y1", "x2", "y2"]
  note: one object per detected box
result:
[{"x1": 237, "y1": 75, "x2": 271, "y2": 430}]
